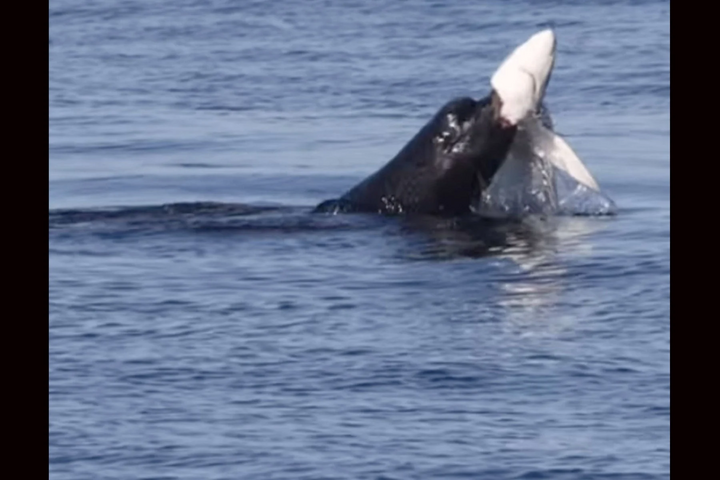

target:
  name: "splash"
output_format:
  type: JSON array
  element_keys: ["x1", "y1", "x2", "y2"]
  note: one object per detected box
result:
[{"x1": 475, "y1": 116, "x2": 616, "y2": 218}]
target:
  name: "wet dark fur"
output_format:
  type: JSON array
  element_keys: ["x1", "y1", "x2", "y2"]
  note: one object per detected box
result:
[{"x1": 315, "y1": 94, "x2": 518, "y2": 215}]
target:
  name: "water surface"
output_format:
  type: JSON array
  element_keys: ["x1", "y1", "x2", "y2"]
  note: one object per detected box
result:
[{"x1": 49, "y1": 1, "x2": 670, "y2": 478}]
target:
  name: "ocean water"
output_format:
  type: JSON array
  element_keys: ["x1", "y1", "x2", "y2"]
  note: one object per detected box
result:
[{"x1": 49, "y1": 1, "x2": 670, "y2": 479}]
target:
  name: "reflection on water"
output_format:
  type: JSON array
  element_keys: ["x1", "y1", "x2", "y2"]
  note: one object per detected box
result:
[
  {"x1": 48, "y1": 202, "x2": 614, "y2": 342},
  {"x1": 395, "y1": 212, "x2": 606, "y2": 260},
  {"x1": 388, "y1": 213, "x2": 613, "y2": 340},
  {"x1": 395, "y1": 215, "x2": 555, "y2": 261},
  {"x1": 494, "y1": 216, "x2": 611, "y2": 338}
]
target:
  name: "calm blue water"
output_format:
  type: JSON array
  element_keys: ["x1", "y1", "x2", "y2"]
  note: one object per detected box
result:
[{"x1": 49, "y1": 1, "x2": 670, "y2": 479}]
